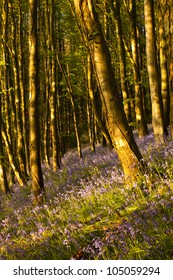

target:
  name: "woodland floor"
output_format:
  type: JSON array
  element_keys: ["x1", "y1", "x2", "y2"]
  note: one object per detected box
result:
[{"x1": 0, "y1": 132, "x2": 173, "y2": 259}]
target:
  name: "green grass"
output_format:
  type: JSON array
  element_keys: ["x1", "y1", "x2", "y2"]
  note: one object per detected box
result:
[{"x1": 0, "y1": 143, "x2": 173, "y2": 260}]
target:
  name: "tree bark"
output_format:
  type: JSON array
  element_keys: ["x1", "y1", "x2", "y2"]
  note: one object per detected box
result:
[
  {"x1": 9, "y1": 0, "x2": 26, "y2": 176},
  {"x1": 1, "y1": 116, "x2": 25, "y2": 187},
  {"x1": 45, "y1": 0, "x2": 60, "y2": 171},
  {"x1": 168, "y1": 0, "x2": 173, "y2": 138},
  {"x1": 0, "y1": 96, "x2": 10, "y2": 194},
  {"x1": 87, "y1": 53, "x2": 112, "y2": 147},
  {"x1": 128, "y1": 0, "x2": 148, "y2": 137},
  {"x1": 157, "y1": 1, "x2": 170, "y2": 130},
  {"x1": 56, "y1": 53, "x2": 83, "y2": 158},
  {"x1": 144, "y1": 0, "x2": 166, "y2": 141},
  {"x1": 18, "y1": 1, "x2": 30, "y2": 176},
  {"x1": 110, "y1": 0, "x2": 132, "y2": 124},
  {"x1": 73, "y1": 0, "x2": 144, "y2": 184},
  {"x1": 29, "y1": 0, "x2": 44, "y2": 204}
]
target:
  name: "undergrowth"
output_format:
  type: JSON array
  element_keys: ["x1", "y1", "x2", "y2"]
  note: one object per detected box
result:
[{"x1": 0, "y1": 133, "x2": 173, "y2": 259}]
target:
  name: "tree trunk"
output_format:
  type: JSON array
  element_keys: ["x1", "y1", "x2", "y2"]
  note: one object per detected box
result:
[
  {"x1": 110, "y1": 0, "x2": 132, "y2": 124},
  {"x1": 69, "y1": 91, "x2": 83, "y2": 158},
  {"x1": 144, "y1": 0, "x2": 166, "y2": 141},
  {"x1": 1, "y1": 117, "x2": 25, "y2": 187},
  {"x1": 43, "y1": 62, "x2": 51, "y2": 167},
  {"x1": 87, "y1": 92, "x2": 95, "y2": 152},
  {"x1": 29, "y1": 0, "x2": 44, "y2": 204},
  {"x1": 73, "y1": 0, "x2": 144, "y2": 184},
  {"x1": 18, "y1": 1, "x2": 30, "y2": 176},
  {"x1": 56, "y1": 52, "x2": 83, "y2": 158},
  {"x1": 87, "y1": 53, "x2": 112, "y2": 147},
  {"x1": 129, "y1": 0, "x2": 148, "y2": 137},
  {"x1": 1, "y1": 0, "x2": 18, "y2": 186},
  {"x1": 45, "y1": 0, "x2": 60, "y2": 171},
  {"x1": 169, "y1": 0, "x2": 173, "y2": 137},
  {"x1": 0, "y1": 96, "x2": 10, "y2": 194},
  {"x1": 158, "y1": 1, "x2": 170, "y2": 129},
  {"x1": 9, "y1": 0, "x2": 26, "y2": 177}
]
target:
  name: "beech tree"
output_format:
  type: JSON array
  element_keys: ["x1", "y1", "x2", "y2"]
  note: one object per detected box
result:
[
  {"x1": 73, "y1": 0, "x2": 144, "y2": 183},
  {"x1": 157, "y1": 0, "x2": 170, "y2": 129},
  {"x1": 122, "y1": 0, "x2": 148, "y2": 137},
  {"x1": 0, "y1": 96, "x2": 10, "y2": 194},
  {"x1": 144, "y1": 0, "x2": 166, "y2": 141},
  {"x1": 44, "y1": 0, "x2": 61, "y2": 170},
  {"x1": 87, "y1": 53, "x2": 112, "y2": 148},
  {"x1": 168, "y1": 0, "x2": 173, "y2": 138},
  {"x1": 109, "y1": 0, "x2": 132, "y2": 124},
  {"x1": 29, "y1": 0, "x2": 44, "y2": 204}
]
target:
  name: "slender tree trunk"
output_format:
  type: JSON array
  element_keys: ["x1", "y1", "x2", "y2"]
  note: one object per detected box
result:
[
  {"x1": 129, "y1": 0, "x2": 148, "y2": 137},
  {"x1": 9, "y1": 0, "x2": 26, "y2": 176},
  {"x1": 66, "y1": 64, "x2": 83, "y2": 158},
  {"x1": 144, "y1": 0, "x2": 166, "y2": 141},
  {"x1": 1, "y1": 117, "x2": 25, "y2": 187},
  {"x1": 18, "y1": 0, "x2": 30, "y2": 176},
  {"x1": 87, "y1": 53, "x2": 112, "y2": 147},
  {"x1": 29, "y1": 0, "x2": 44, "y2": 204},
  {"x1": 0, "y1": 96, "x2": 10, "y2": 194},
  {"x1": 69, "y1": 91, "x2": 83, "y2": 158},
  {"x1": 157, "y1": 0, "x2": 170, "y2": 129},
  {"x1": 87, "y1": 93, "x2": 95, "y2": 152},
  {"x1": 169, "y1": 1, "x2": 173, "y2": 137},
  {"x1": 1, "y1": 0, "x2": 16, "y2": 185},
  {"x1": 45, "y1": 0, "x2": 60, "y2": 171},
  {"x1": 73, "y1": 0, "x2": 144, "y2": 184},
  {"x1": 0, "y1": 146, "x2": 9, "y2": 194},
  {"x1": 110, "y1": 0, "x2": 132, "y2": 124},
  {"x1": 0, "y1": 4, "x2": 25, "y2": 189},
  {"x1": 43, "y1": 60, "x2": 51, "y2": 167},
  {"x1": 56, "y1": 53, "x2": 83, "y2": 158},
  {"x1": 1, "y1": 0, "x2": 11, "y2": 143},
  {"x1": 87, "y1": 57, "x2": 95, "y2": 151}
]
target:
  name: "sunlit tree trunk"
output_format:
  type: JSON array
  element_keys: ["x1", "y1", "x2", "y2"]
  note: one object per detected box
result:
[
  {"x1": 87, "y1": 53, "x2": 112, "y2": 147},
  {"x1": 1, "y1": 0, "x2": 11, "y2": 143},
  {"x1": 29, "y1": 0, "x2": 44, "y2": 204},
  {"x1": 0, "y1": 142, "x2": 9, "y2": 194},
  {"x1": 9, "y1": 0, "x2": 26, "y2": 176},
  {"x1": 169, "y1": 1, "x2": 173, "y2": 137},
  {"x1": 128, "y1": 0, "x2": 148, "y2": 137},
  {"x1": 1, "y1": 116, "x2": 25, "y2": 187},
  {"x1": 43, "y1": 59, "x2": 51, "y2": 167},
  {"x1": 110, "y1": 0, "x2": 132, "y2": 124},
  {"x1": 1, "y1": 0, "x2": 16, "y2": 184},
  {"x1": 45, "y1": 0, "x2": 60, "y2": 171},
  {"x1": 18, "y1": 0, "x2": 30, "y2": 176},
  {"x1": 42, "y1": 9, "x2": 51, "y2": 167},
  {"x1": 73, "y1": 0, "x2": 144, "y2": 184},
  {"x1": 157, "y1": 1, "x2": 170, "y2": 129},
  {"x1": 87, "y1": 93, "x2": 95, "y2": 152},
  {"x1": 55, "y1": 3, "x2": 66, "y2": 157},
  {"x1": 87, "y1": 54, "x2": 96, "y2": 151},
  {"x1": 0, "y1": 96, "x2": 10, "y2": 194},
  {"x1": 144, "y1": 0, "x2": 166, "y2": 141}
]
